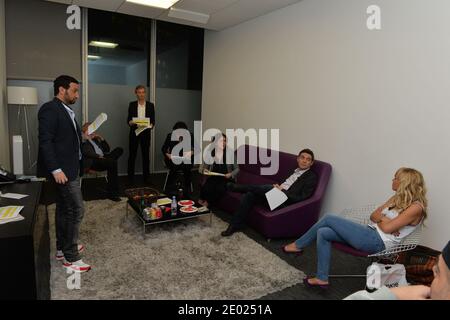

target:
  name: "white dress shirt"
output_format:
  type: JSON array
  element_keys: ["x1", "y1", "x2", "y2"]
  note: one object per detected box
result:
[
  {"x1": 280, "y1": 168, "x2": 309, "y2": 190},
  {"x1": 137, "y1": 102, "x2": 146, "y2": 118}
]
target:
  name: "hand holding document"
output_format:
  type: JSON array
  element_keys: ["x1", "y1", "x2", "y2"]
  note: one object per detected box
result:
[
  {"x1": 133, "y1": 117, "x2": 153, "y2": 136},
  {"x1": 87, "y1": 113, "x2": 108, "y2": 135},
  {"x1": 202, "y1": 169, "x2": 225, "y2": 177},
  {"x1": 265, "y1": 187, "x2": 288, "y2": 211}
]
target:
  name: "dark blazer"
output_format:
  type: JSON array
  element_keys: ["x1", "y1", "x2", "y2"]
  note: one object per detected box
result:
[
  {"x1": 37, "y1": 98, "x2": 83, "y2": 181},
  {"x1": 282, "y1": 169, "x2": 318, "y2": 205},
  {"x1": 127, "y1": 101, "x2": 155, "y2": 133},
  {"x1": 81, "y1": 138, "x2": 110, "y2": 170}
]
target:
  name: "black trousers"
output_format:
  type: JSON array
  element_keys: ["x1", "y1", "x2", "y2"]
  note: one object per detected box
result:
[
  {"x1": 91, "y1": 147, "x2": 123, "y2": 195},
  {"x1": 128, "y1": 130, "x2": 150, "y2": 181},
  {"x1": 165, "y1": 162, "x2": 193, "y2": 197}
]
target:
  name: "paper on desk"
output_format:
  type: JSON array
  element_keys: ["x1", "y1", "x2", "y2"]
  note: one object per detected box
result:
[
  {"x1": 156, "y1": 198, "x2": 172, "y2": 206},
  {"x1": 0, "y1": 193, "x2": 29, "y2": 199},
  {"x1": 265, "y1": 187, "x2": 288, "y2": 211},
  {"x1": 87, "y1": 113, "x2": 108, "y2": 135},
  {"x1": 0, "y1": 214, "x2": 24, "y2": 225},
  {"x1": 0, "y1": 206, "x2": 23, "y2": 223}
]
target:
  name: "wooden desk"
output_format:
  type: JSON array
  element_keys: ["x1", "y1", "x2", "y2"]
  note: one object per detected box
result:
[{"x1": 0, "y1": 182, "x2": 49, "y2": 300}]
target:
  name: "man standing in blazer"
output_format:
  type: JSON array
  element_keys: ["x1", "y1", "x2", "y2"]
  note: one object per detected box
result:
[
  {"x1": 221, "y1": 149, "x2": 318, "y2": 237},
  {"x1": 37, "y1": 75, "x2": 91, "y2": 272},
  {"x1": 127, "y1": 85, "x2": 155, "y2": 184}
]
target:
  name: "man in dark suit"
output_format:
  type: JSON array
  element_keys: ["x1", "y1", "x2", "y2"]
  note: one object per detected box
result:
[
  {"x1": 127, "y1": 85, "x2": 155, "y2": 184},
  {"x1": 221, "y1": 149, "x2": 318, "y2": 237},
  {"x1": 37, "y1": 75, "x2": 91, "y2": 272},
  {"x1": 81, "y1": 123, "x2": 123, "y2": 202}
]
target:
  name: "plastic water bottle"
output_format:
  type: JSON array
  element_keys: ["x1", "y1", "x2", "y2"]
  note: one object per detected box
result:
[{"x1": 171, "y1": 196, "x2": 177, "y2": 217}]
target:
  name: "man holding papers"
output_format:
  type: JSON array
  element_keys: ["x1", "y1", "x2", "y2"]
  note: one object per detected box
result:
[
  {"x1": 37, "y1": 75, "x2": 91, "y2": 272},
  {"x1": 127, "y1": 85, "x2": 155, "y2": 184},
  {"x1": 81, "y1": 123, "x2": 123, "y2": 202},
  {"x1": 221, "y1": 149, "x2": 318, "y2": 237}
]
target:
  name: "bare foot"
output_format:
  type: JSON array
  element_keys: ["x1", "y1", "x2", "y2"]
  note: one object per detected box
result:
[
  {"x1": 305, "y1": 277, "x2": 329, "y2": 286},
  {"x1": 283, "y1": 242, "x2": 302, "y2": 253}
]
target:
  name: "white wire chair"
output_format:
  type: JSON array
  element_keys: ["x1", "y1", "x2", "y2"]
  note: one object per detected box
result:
[
  {"x1": 339, "y1": 204, "x2": 423, "y2": 261},
  {"x1": 329, "y1": 204, "x2": 423, "y2": 278}
]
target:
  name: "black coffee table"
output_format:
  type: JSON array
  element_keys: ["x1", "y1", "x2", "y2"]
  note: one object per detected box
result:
[{"x1": 126, "y1": 194, "x2": 212, "y2": 237}]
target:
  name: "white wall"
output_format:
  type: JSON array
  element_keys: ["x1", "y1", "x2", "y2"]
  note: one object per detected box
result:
[
  {"x1": 202, "y1": 0, "x2": 450, "y2": 250},
  {"x1": 0, "y1": 0, "x2": 9, "y2": 170}
]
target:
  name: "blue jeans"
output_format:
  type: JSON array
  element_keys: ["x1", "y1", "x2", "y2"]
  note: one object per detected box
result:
[
  {"x1": 230, "y1": 184, "x2": 273, "y2": 228},
  {"x1": 294, "y1": 214, "x2": 385, "y2": 281},
  {"x1": 55, "y1": 177, "x2": 85, "y2": 262}
]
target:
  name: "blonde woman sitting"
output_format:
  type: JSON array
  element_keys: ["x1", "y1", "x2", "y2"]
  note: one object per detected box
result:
[{"x1": 283, "y1": 167, "x2": 427, "y2": 288}]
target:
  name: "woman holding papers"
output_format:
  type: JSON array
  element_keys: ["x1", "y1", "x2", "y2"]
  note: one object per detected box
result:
[
  {"x1": 283, "y1": 167, "x2": 427, "y2": 288},
  {"x1": 127, "y1": 85, "x2": 155, "y2": 184},
  {"x1": 198, "y1": 133, "x2": 239, "y2": 208}
]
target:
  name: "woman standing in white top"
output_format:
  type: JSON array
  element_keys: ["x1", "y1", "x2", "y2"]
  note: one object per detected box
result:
[{"x1": 283, "y1": 167, "x2": 427, "y2": 288}]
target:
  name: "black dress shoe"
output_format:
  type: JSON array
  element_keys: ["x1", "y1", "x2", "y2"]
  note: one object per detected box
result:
[{"x1": 221, "y1": 224, "x2": 240, "y2": 237}]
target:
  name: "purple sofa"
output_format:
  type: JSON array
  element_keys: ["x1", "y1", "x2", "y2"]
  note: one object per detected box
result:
[{"x1": 211, "y1": 145, "x2": 332, "y2": 239}]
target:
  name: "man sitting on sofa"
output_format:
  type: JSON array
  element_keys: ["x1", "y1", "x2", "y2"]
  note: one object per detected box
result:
[
  {"x1": 81, "y1": 123, "x2": 123, "y2": 202},
  {"x1": 221, "y1": 148, "x2": 318, "y2": 237}
]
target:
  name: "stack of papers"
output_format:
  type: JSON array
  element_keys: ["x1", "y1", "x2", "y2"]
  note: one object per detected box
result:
[
  {"x1": 265, "y1": 188, "x2": 288, "y2": 211},
  {"x1": 0, "y1": 206, "x2": 25, "y2": 225},
  {"x1": 133, "y1": 117, "x2": 153, "y2": 136},
  {"x1": 156, "y1": 198, "x2": 172, "y2": 206}
]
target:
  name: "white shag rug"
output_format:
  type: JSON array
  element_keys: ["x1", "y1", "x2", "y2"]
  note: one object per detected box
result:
[{"x1": 48, "y1": 199, "x2": 304, "y2": 299}]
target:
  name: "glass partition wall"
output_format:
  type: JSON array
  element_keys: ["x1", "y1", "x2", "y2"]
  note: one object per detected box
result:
[{"x1": 85, "y1": 10, "x2": 203, "y2": 178}]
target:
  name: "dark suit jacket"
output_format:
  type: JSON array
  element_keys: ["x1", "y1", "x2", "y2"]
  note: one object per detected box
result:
[
  {"x1": 282, "y1": 169, "x2": 318, "y2": 205},
  {"x1": 37, "y1": 98, "x2": 83, "y2": 181},
  {"x1": 127, "y1": 101, "x2": 155, "y2": 135},
  {"x1": 81, "y1": 138, "x2": 110, "y2": 170}
]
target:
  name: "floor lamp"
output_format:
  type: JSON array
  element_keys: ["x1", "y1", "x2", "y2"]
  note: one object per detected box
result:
[{"x1": 7, "y1": 86, "x2": 38, "y2": 170}]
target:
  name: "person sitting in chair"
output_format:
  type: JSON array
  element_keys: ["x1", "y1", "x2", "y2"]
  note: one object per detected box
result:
[
  {"x1": 283, "y1": 167, "x2": 427, "y2": 288},
  {"x1": 221, "y1": 148, "x2": 318, "y2": 237},
  {"x1": 161, "y1": 121, "x2": 194, "y2": 198},
  {"x1": 81, "y1": 123, "x2": 123, "y2": 202},
  {"x1": 198, "y1": 133, "x2": 239, "y2": 209}
]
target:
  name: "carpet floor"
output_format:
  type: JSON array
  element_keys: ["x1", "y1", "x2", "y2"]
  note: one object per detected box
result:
[{"x1": 48, "y1": 199, "x2": 305, "y2": 300}]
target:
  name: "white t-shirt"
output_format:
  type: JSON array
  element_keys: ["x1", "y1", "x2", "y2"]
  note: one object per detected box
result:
[{"x1": 372, "y1": 204, "x2": 422, "y2": 250}]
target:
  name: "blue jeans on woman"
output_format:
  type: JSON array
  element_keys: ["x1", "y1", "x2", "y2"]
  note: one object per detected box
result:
[{"x1": 294, "y1": 214, "x2": 385, "y2": 281}]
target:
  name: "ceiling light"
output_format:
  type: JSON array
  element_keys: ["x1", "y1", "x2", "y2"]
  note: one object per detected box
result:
[
  {"x1": 168, "y1": 8, "x2": 210, "y2": 24},
  {"x1": 88, "y1": 55, "x2": 101, "y2": 60},
  {"x1": 89, "y1": 41, "x2": 118, "y2": 48},
  {"x1": 125, "y1": 0, "x2": 180, "y2": 10}
]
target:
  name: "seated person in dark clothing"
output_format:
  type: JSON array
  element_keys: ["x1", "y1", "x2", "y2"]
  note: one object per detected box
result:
[
  {"x1": 198, "y1": 133, "x2": 239, "y2": 208},
  {"x1": 221, "y1": 148, "x2": 318, "y2": 237},
  {"x1": 162, "y1": 121, "x2": 194, "y2": 198},
  {"x1": 81, "y1": 123, "x2": 123, "y2": 202}
]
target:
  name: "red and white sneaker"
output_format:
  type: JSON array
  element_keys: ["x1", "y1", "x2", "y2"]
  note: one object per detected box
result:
[
  {"x1": 63, "y1": 259, "x2": 91, "y2": 273},
  {"x1": 56, "y1": 244, "x2": 86, "y2": 261}
]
